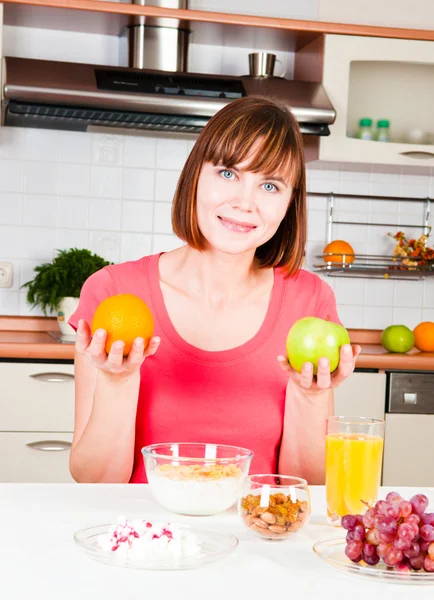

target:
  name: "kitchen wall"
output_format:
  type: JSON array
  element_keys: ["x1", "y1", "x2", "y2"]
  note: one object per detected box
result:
[{"x1": 0, "y1": 26, "x2": 433, "y2": 329}]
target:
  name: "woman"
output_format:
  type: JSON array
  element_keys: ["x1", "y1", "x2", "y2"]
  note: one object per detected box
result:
[{"x1": 69, "y1": 96, "x2": 360, "y2": 485}]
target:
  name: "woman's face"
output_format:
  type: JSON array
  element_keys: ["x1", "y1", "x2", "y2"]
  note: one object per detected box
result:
[{"x1": 196, "y1": 153, "x2": 293, "y2": 257}]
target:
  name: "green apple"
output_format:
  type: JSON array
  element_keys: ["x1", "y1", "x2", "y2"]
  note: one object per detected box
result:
[
  {"x1": 381, "y1": 325, "x2": 414, "y2": 353},
  {"x1": 286, "y1": 317, "x2": 351, "y2": 375}
]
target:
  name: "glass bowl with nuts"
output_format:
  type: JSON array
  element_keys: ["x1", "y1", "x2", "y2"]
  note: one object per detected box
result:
[{"x1": 238, "y1": 475, "x2": 310, "y2": 540}]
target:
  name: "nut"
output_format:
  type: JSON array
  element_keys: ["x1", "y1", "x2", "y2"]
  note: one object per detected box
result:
[
  {"x1": 268, "y1": 524, "x2": 286, "y2": 534},
  {"x1": 252, "y1": 506, "x2": 267, "y2": 517},
  {"x1": 252, "y1": 517, "x2": 269, "y2": 529},
  {"x1": 260, "y1": 512, "x2": 276, "y2": 525}
]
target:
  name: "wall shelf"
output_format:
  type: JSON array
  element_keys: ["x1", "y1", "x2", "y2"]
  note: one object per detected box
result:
[
  {"x1": 311, "y1": 192, "x2": 433, "y2": 281},
  {"x1": 2, "y1": 0, "x2": 434, "y2": 46}
]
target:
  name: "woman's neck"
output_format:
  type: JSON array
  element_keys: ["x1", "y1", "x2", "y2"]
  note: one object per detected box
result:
[{"x1": 161, "y1": 246, "x2": 269, "y2": 309}]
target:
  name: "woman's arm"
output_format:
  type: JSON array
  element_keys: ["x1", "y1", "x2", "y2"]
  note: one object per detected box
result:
[
  {"x1": 278, "y1": 382, "x2": 333, "y2": 484},
  {"x1": 277, "y1": 344, "x2": 361, "y2": 484},
  {"x1": 69, "y1": 319, "x2": 159, "y2": 483}
]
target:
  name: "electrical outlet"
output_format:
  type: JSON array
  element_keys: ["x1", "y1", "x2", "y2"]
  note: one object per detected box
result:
[{"x1": 0, "y1": 262, "x2": 14, "y2": 288}]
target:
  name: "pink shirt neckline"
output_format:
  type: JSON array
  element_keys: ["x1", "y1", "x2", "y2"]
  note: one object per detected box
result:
[{"x1": 146, "y1": 252, "x2": 287, "y2": 364}]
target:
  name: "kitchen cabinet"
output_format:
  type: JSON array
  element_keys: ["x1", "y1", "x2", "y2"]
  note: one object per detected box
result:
[
  {"x1": 0, "y1": 361, "x2": 75, "y2": 483},
  {"x1": 318, "y1": 0, "x2": 434, "y2": 30},
  {"x1": 333, "y1": 371, "x2": 386, "y2": 421},
  {"x1": 383, "y1": 414, "x2": 434, "y2": 487},
  {"x1": 317, "y1": 35, "x2": 434, "y2": 168}
]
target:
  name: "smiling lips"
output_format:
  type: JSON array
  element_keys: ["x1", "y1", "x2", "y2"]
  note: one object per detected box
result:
[{"x1": 218, "y1": 216, "x2": 257, "y2": 233}]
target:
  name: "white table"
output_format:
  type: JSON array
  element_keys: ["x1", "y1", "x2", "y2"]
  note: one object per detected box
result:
[{"x1": 1, "y1": 484, "x2": 433, "y2": 599}]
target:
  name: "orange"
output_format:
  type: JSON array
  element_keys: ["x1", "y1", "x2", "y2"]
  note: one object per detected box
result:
[
  {"x1": 91, "y1": 294, "x2": 154, "y2": 356},
  {"x1": 323, "y1": 240, "x2": 355, "y2": 264},
  {"x1": 413, "y1": 321, "x2": 434, "y2": 352}
]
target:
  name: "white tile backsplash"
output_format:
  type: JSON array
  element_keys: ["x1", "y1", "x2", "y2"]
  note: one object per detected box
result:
[
  {"x1": 0, "y1": 193, "x2": 23, "y2": 225},
  {"x1": 0, "y1": 122, "x2": 434, "y2": 325},
  {"x1": 0, "y1": 161, "x2": 23, "y2": 193},
  {"x1": 24, "y1": 162, "x2": 57, "y2": 195},
  {"x1": 122, "y1": 168, "x2": 154, "y2": 201},
  {"x1": 121, "y1": 201, "x2": 154, "y2": 233},
  {"x1": 22, "y1": 195, "x2": 57, "y2": 228}
]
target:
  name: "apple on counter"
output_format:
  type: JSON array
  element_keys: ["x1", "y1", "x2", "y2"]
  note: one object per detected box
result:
[{"x1": 286, "y1": 317, "x2": 351, "y2": 375}]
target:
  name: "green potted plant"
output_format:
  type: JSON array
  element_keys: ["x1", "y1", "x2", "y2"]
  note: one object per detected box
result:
[{"x1": 22, "y1": 248, "x2": 112, "y2": 337}]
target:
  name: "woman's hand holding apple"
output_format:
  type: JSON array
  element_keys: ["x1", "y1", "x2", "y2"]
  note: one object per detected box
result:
[
  {"x1": 277, "y1": 343, "x2": 361, "y2": 392},
  {"x1": 277, "y1": 316, "x2": 361, "y2": 392}
]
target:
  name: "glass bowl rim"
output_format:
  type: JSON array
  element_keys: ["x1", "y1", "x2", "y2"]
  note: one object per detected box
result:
[
  {"x1": 141, "y1": 442, "x2": 254, "y2": 462},
  {"x1": 244, "y1": 473, "x2": 308, "y2": 488}
]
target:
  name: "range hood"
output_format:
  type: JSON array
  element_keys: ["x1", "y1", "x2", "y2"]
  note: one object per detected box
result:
[{"x1": 1, "y1": 56, "x2": 336, "y2": 136}]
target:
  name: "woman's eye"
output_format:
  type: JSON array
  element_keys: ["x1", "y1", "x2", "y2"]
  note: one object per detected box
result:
[
  {"x1": 220, "y1": 169, "x2": 235, "y2": 180},
  {"x1": 263, "y1": 182, "x2": 277, "y2": 192}
]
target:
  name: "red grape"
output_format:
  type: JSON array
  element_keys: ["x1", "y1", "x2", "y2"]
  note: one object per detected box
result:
[
  {"x1": 363, "y1": 553, "x2": 380, "y2": 566},
  {"x1": 429, "y1": 543, "x2": 434, "y2": 560},
  {"x1": 410, "y1": 552, "x2": 426, "y2": 570},
  {"x1": 421, "y1": 513, "x2": 434, "y2": 526},
  {"x1": 386, "y1": 505, "x2": 400, "y2": 520},
  {"x1": 399, "y1": 501, "x2": 413, "y2": 518},
  {"x1": 420, "y1": 525, "x2": 434, "y2": 542},
  {"x1": 345, "y1": 540, "x2": 363, "y2": 562},
  {"x1": 366, "y1": 527, "x2": 380, "y2": 545},
  {"x1": 397, "y1": 522, "x2": 415, "y2": 542},
  {"x1": 386, "y1": 492, "x2": 403, "y2": 507},
  {"x1": 341, "y1": 515, "x2": 358, "y2": 530},
  {"x1": 362, "y1": 508, "x2": 376, "y2": 529},
  {"x1": 394, "y1": 536, "x2": 412, "y2": 551},
  {"x1": 363, "y1": 542, "x2": 376, "y2": 558},
  {"x1": 385, "y1": 547, "x2": 403, "y2": 566},
  {"x1": 375, "y1": 500, "x2": 390, "y2": 516},
  {"x1": 395, "y1": 559, "x2": 411, "y2": 573},
  {"x1": 420, "y1": 540, "x2": 431, "y2": 552},
  {"x1": 403, "y1": 542, "x2": 420, "y2": 558},
  {"x1": 424, "y1": 556, "x2": 434, "y2": 572},
  {"x1": 379, "y1": 531, "x2": 395, "y2": 544},
  {"x1": 352, "y1": 524, "x2": 366, "y2": 542},
  {"x1": 377, "y1": 542, "x2": 390, "y2": 558},
  {"x1": 410, "y1": 494, "x2": 429, "y2": 515},
  {"x1": 377, "y1": 515, "x2": 398, "y2": 536}
]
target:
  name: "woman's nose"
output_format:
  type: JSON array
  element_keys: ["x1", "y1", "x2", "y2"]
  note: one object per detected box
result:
[{"x1": 230, "y1": 186, "x2": 254, "y2": 212}]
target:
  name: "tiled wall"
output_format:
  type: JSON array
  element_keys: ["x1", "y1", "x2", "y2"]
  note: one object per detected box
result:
[{"x1": 0, "y1": 25, "x2": 433, "y2": 329}]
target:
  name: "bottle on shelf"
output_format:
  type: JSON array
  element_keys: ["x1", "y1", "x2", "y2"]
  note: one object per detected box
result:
[
  {"x1": 357, "y1": 118, "x2": 374, "y2": 141},
  {"x1": 375, "y1": 119, "x2": 391, "y2": 142}
]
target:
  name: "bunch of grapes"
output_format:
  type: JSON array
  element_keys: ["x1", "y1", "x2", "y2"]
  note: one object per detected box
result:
[{"x1": 342, "y1": 492, "x2": 434, "y2": 573}]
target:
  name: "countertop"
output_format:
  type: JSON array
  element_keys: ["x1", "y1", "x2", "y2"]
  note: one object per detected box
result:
[
  {"x1": 1, "y1": 483, "x2": 433, "y2": 599},
  {"x1": 1, "y1": 316, "x2": 433, "y2": 371}
]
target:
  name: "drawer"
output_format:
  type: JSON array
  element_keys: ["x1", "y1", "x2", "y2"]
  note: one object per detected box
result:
[
  {"x1": 0, "y1": 432, "x2": 74, "y2": 483},
  {"x1": 0, "y1": 363, "x2": 74, "y2": 431}
]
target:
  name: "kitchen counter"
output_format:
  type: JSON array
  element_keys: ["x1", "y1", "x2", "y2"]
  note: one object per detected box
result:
[
  {"x1": 1, "y1": 316, "x2": 433, "y2": 370},
  {"x1": 1, "y1": 483, "x2": 434, "y2": 599}
]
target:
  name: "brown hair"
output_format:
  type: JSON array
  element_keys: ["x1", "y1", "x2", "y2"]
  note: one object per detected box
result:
[{"x1": 172, "y1": 95, "x2": 306, "y2": 275}]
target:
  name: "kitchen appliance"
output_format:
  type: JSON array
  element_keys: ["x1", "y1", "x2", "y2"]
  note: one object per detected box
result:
[
  {"x1": 1, "y1": 58, "x2": 336, "y2": 136},
  {"x1": 1, "y1": 0, "x2": 336, "y2": 137},
  {"x1": 382, "y1": 370, "x2": 434, "y2": 486},
  {"x1": 248, "y1": 52, "x2": 285, "y2": 78}
]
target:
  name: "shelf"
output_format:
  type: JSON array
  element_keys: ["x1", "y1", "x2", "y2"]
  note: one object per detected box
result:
[
  {"x1": 314, "y1": 255, "x2": 434, "y2": 281},
  {"x1": 3, "y1": 0, "x2": 434, "y2": 47}
]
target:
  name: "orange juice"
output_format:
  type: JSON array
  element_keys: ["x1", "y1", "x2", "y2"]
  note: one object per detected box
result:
[{"x1": 326, "y1": 433, "x2": 384, "y2": 522}]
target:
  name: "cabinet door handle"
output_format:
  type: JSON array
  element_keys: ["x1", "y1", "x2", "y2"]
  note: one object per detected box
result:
[
  {"x1": 30, "y1": 372, "x2": 74, "y2": 383},
  {"x1": 26, "y1": 440, "x2": 72, "y2": 451},
  {"x1": 399, "y1": 151, "x2": 434, "y2": 159}
]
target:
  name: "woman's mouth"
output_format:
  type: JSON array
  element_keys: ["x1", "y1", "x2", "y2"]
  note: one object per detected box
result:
[{"x1": 218, "y1": 216, "x2": 257, "y2": 233}]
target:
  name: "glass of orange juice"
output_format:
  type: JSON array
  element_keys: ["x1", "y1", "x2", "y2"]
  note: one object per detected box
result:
[{"x1": 326, "y1": 416, "x2": 385, "y2": 526}]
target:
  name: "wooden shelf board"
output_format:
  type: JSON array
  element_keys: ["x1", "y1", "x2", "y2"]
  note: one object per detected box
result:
[{"x1": 3, "y1": 1, "x2": 434, "y2": 50}]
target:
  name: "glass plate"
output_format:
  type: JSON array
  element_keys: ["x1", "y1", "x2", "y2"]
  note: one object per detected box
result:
[
  {"x1": 74, "y1": 523, "x2": 238, "y2": 571},
  {"x1": 313, "y1": 538, "x2": 434, "y2": 585}
]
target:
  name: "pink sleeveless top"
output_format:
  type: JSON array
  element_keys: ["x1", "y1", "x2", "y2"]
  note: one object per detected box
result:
[{"x1": 69, "y1": 253, "x2": 341, "y2": 483}]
